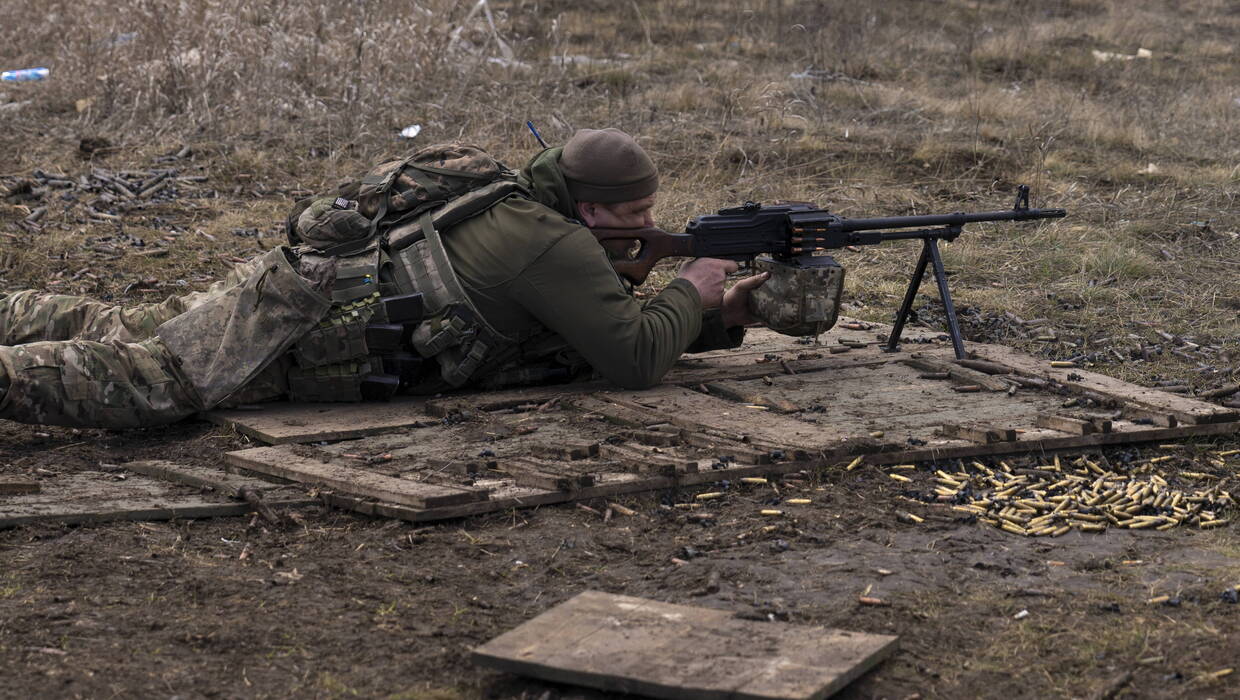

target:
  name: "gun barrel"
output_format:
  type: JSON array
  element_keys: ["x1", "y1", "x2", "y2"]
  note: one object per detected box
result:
[{"x1": 831, "y1": 207, "x2": 1066, "y2": 232}]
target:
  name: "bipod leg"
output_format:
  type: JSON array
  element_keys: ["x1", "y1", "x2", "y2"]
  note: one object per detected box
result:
[
  {"x1": 926, "y1": 238, "x2": 966, "y2": 360},
  {"x1": 885, "y1": 241, "x2": 932, "y2": 353}
]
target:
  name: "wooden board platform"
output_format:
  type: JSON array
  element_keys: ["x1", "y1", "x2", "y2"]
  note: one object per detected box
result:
[
  {"x1": 472, "y1": 590, "x2": 897, "y2": 700},
  {"x1": 216, "y1": 323, "x2": 1240, "y2": 523},
  {"x1": 0, "y1": 461, "x2": 316, "y2": 529}
]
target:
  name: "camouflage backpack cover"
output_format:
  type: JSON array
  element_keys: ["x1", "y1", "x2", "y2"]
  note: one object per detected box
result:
[{"x1": 287, "y1": 143, "x2": 518, "y2": 253}]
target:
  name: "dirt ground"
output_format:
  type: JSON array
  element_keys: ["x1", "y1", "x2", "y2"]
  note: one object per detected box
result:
[
  {"x1": 4, "y1": 0, "x2": 1240, "y2": 697},
  {"x1": 2, "y1": 412, "x2": 1238, "y2": 700}
]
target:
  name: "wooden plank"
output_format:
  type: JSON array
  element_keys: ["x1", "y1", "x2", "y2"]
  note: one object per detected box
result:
[
  {"x1": 0, "y1": 499, "x2": 307, "y2": 529},
  {"x1": 204, "y1": 398, "x2": 439, "y2": 444},
  {"x1": 599, "y1": 444, "x2": 699, "y2": 476},
  {"x1": 123, "y1": 460, "x2": 287, "y2": 496},
  {"x1": 902, "y1": 355, "x2": 1010, "y2": 391},
  {"x1": 315, "y1": 451, "x2": 869, "y2": 524},
  {"x1": 495, "y1": 458, "x2": 596, "y2": 491},
  {"x1": 630, "y1": 430, "x2": 683, "y2": 447},
  {"x1": 0, "y1": 481, "x2": 41, "y2": 496},
  {"x1": 680, "y1": 432, "x2": 774, "y2": 465},
  {"x1": 570, "y1": 395, "x2": 663, "y2": 428},
  {"x1": 969, "y1": 343, "x2": 1240, "y2": 425},
  {"x1": 513, "y1": 457, "x2": 597, "y2": 487},
  {"x1": 940, "y1": 423, "x2": 1017, "y2": 444},
  {"x1": 0, "y1": 470, "x2": 317, "y2": 529},
  {"x1": 1122, "y1": 407, "x2": 1177, "y2": 428},
  {"x1": 495, "y1": 459, "x2": 573, "y2": 491},
  {"x1": 529, "y1": 440, "x2": 600, "y2": 460},
  {"x1": 226, "y1": 446, "x2": 489, "y2": 508},
  {"x1": 472, "y1": 591, "x2": 898, "y2": 700},
  {"x1": 1035, "y1": 414, "x2": 1096, "y2": 435},
  {"x1": 955, "y1": 358, "x2": 1013, "y2": 375},
  {"x1": 203, "y1": 325, "x2": 918, "y2": 447},
  {"x1": 311, "y1": 418, "x2": 1240, "y2": 524}
]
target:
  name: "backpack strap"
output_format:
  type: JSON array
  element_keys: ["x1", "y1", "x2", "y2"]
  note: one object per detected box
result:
[
  {"x1": 415, "y1": 210, "x2": 511, "y2": 343},
  {"x1": 361, "y1": 154, "x2": 417, "y2": 237}
]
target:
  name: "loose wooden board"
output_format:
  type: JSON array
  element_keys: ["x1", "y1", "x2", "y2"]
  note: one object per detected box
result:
[
  {"x1": 205, "y1": 398, "x2": 439, "y2": 444},
  {"x1": 226, "y1": 446, "x2": 489, "y2": 508},
  {"x1": 0, "y1": 467, "x2": 316, "y2": 529},
  {"x1": 472, "y1": 590, "x2": 897, "y2": 700},
  {"x1": 969, "y1": 344, "x2": 1240, "y2": 425}
]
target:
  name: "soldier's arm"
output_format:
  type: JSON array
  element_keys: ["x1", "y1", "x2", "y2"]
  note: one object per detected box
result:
[
  {"x1": 683, "y1": 307, "x2": 745, "y2": 353},
  {"x1": 507, "y1": 228, "x2": 704, "y2": 390}
]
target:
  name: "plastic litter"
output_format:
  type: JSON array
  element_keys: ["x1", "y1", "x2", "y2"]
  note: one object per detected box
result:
[
  {"x1": 1092, "y1": 48, "x2": 1152, "y2": 63},
  {"x1": 1, "y1": 67, "x2": 49, "y2": 82},
  {"x1": 399, "y1": 124, "x2": 422, "y2": 139}
]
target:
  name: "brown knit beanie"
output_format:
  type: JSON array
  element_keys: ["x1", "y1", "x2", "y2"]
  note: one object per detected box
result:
[{"x1": 559, "y1": 128, "x2": 659, "y2": 203}]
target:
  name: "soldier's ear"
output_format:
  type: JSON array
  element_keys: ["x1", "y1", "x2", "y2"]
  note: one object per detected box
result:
[{"x1": 577, "y1": 201, "x2": 600, "y2": 227}]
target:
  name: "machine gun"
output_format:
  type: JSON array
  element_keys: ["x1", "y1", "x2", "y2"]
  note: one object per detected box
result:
[{"x1": 591, "y1": 185, "x2": 1066, "y2": 360}]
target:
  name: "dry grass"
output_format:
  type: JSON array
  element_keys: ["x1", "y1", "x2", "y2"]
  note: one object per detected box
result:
[{"x1": 2, "y1": 0, "x2": 1239, "y2": 387}]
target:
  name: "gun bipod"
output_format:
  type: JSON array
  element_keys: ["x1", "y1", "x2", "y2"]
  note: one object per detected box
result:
[{"x1": 884, "y1": 226, "x2": 967, "y2": 360}]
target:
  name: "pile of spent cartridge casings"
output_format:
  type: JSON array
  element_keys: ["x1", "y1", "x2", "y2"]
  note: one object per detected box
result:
[{"x1": 934, "y1": 451, "x2": 1235, "y2": 536}]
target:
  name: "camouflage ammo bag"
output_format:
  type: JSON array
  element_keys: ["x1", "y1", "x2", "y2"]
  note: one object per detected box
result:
[
  {"x1": 748, "y1": 254, "x2": 845, "y2": 337},
  {"x1": 282, "y1": 143, "x2": 532, "y2": 401}
]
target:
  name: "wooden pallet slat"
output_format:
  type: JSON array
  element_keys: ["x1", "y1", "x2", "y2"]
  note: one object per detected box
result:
[
  {"x1": 903, "y1": 355, "x2": 1010, "y2": 391},
  {"x1": 0, "y1": 468, "x2": 317, "y2": 529},
  {"x1": 205, "y1": 398, "x2": 439, "y2": 444},
  {"x1": 226, "y1": 446, "x2": 489, "y2": 508},
  {"x1": 599, "y1": 443, "x2": 699, "y2": 476},
  {"x1": 969, "y1": 344, "x2": 1240, "y2": 425},
  {"x1": 941, "y1": 423, "x2": 1018, "y2": 444},
  {"x1": 0, "y1": 481, "x2": 41, "y2": 496},
  {"x1": 1035, "y1": 414, "x2": 1108, "y2": 435}
]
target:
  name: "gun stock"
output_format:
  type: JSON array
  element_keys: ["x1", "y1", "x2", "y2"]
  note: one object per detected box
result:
[{"x1": 590, "y1": 226, "x2": 696, "y2": 285}]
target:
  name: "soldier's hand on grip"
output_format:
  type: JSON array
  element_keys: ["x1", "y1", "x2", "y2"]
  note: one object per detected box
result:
[
  {"x1": 721, "y1": 272, "x2": 771, "y2": 328},
  {"x1": 676, "y1": 258, "x2": 738, "y2": 309}
]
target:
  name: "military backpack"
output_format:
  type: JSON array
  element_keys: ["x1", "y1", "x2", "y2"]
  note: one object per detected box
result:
[{"x1": 283, "y1": 143, "x2": 532, "y2": 401}]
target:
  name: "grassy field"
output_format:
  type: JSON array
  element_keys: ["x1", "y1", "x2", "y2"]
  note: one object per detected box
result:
[
  {"x1": 4, "y1": 0, "x2": 1239, "y2": 386},
  {"x1": 2, "y1": 1, "x2": 1239, "y2": 697}
]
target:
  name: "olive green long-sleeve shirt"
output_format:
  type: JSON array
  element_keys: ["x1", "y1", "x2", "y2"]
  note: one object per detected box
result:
[{"x1": 442, "y1": 148, "x2": 742, "y2": 389}]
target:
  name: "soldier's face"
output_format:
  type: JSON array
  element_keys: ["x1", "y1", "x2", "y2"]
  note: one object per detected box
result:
[{"x1": 578, "y1": 194, "x2": 656, "y2": 229}]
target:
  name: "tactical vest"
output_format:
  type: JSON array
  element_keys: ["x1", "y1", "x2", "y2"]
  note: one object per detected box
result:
[{"x1": 283, "y1": 144, "x2": 532, "y2": 402}]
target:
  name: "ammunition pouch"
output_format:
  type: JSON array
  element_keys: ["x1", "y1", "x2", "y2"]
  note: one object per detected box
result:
[
  {"x1": 287, "y1": 360, "x2": 373, "y2": 403},
  {"x1": 292, "y1": 293, "x2": 381, "y2": 368},
  {"x1": 748, "y1": 255, "x2": 845, "y2": 337}
]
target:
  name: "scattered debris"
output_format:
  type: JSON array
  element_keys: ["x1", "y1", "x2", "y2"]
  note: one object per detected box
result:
[{"x1": 1092, "y1": 48, "x2": 1152, "y2": 63}]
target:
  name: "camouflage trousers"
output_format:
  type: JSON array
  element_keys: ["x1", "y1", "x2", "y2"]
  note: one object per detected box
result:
[{"x1": 0, "y1": 257, "x2": 291, "y2": 429}]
